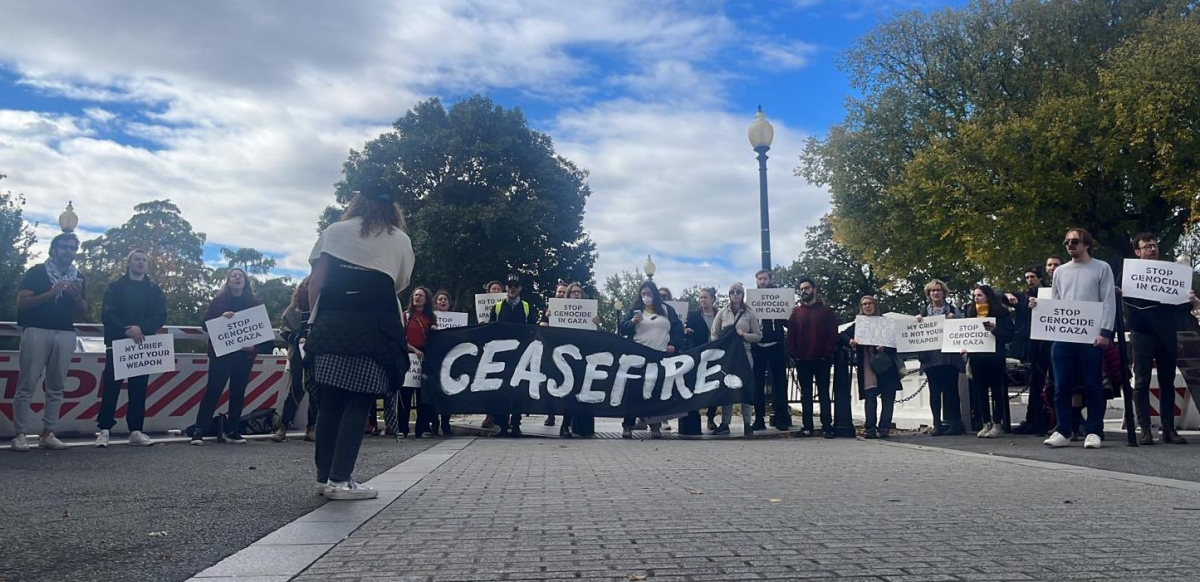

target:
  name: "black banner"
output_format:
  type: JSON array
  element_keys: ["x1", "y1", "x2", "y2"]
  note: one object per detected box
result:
[{"x1": 422, "y1": 323, "x2": 753, "y2": 417}]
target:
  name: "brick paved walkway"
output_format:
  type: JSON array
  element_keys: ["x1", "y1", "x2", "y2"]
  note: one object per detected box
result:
[{"x1": 293, "y1": 438, "x2": 1200, "y2": 581}]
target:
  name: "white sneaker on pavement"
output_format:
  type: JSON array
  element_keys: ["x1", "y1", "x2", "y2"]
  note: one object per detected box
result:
[
  {"x1": 128, "y1": 431, "x2": 154, "y2": 446},
  {"x1": 1043, "y1": 432, "x2": 1072, "y2": 448},
  {"x1": 986, "y1": 423, "x2": 1004, "y2": 438},
  {"x1": 317, "y1": 481, "x2": 330, "y2": 496},
  {"x1": 11, "y1": 434, "x2": 30, "y2": 452},
  {"x1": 41, "y1": 433, "x2": 68, "y2": 450},
  {"x1": 977, "y1": 422, "x2": 993, "y2": 438},
  {"x1": 1084, "y1": 434, "x2": 1102, "y2": 449},
  {"x1": 96, "y1": 430, "x2": 110, "y2": 448},
  {"x1": 325, "y1": 479, "x2": 379, "y2": 500}
]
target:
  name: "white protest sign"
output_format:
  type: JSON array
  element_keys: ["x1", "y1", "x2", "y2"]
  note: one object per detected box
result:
[
  {"x1": 1122, "y1": 259, "x2": 1192, "y2": 305},
  {"x1": 854, "y1": 315, "x2": 897, "y2": 348},
  {"x1": 206, "y1": 304, "x2": 273, "y2": 357},
  {"x1": 746, "y1": 288, "x2": 796, "y2": 320},
  {"x1": 434, "y1": 311, "x2": 468, "y2": 329},
  {"x1": 1030, "y1": 299, "x2": 1103, "y2": 344},
  {"x1": 665, "y1": 301, "x2": 689, "y2": 323},
  {"x1": 110, "y1": 334, "x2": 176, "y2": 381},
  {"x1": 547, "y1": 298, "x2": 598, "y2": 330},
  {"x1": 403, "y1": 354, "x2": 423, "y2": 387},
  {"x1": 894, "y1": 315, "x2": 945, "y2": 353},
  {"x1": 941, "y1": 318, "x2": 996, "y2": 353},
  {"x1": 1036, "y1": 287, "x2": 1053, "y2": 299},
  {"x1": 474, "y1": 293, "x2": 507, "y2": 323}
]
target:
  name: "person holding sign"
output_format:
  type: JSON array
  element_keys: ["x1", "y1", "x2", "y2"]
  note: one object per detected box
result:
[
  {"x1": 537, "y1": 282, "x2": 569, "y2": 428},
  {"x1": 785, "y1": 277, "x2": 838, "y2": 437},
  {"x1": 273, "y1": 278, "x2": 317, "y2": 443},
  {"x1": 709, "y1": 282, "x2": 761, "y2": 436},
  {"x1": 559, "y1": 282, "x2": 600, "y2": 437},
  {"x1": 1033, "y1": 228, "x2": 1117, "y2": 450},
  {"x1": 305, "y1": 184, "x2": 414, "y2": 500},
  {"x1": 964, "y1": 285, "x2": 1015, "y2": 438},
  {"x1": 95, "y1": 249, "x2": 167, "y2": 448},
  {"x1": 619, "y1": 280, "x2": 686, "y2": 439},
  {"x1": 751, "y1": 270, "x2": 790, "y2": 432},
  {"x1": 384, "y1": 287, "x2": 435, "y2": 438},
  {"x1": 1123, "y1": 233, "x2": 1190, "y2": 445},
  {"x1": 191, "y1": 268, "x2": 262, "y2": 446},
  {"x1": 431, "y1": 288, "x2": 455, "y2": 435},
  {"x1": 915, "y1": 279, "x2": 964, "y2": 436},
  {"x1": 847, "y1": 296, "x2": 901, "y2": 439}
]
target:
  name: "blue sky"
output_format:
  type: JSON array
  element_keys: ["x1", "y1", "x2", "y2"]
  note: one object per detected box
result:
[{"x1": 0, "y1": 0, "x2": 963, "y2": 292}]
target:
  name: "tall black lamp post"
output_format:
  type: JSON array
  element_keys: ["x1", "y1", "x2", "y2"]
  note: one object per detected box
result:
[{"x1": 748, "y1": 106, "x2": 774, "y2": 272}]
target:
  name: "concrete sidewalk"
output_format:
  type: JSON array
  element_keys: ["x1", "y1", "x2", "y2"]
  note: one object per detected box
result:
[{"x1": 199, "y1": 434, "x2": 1200, "y2": 582}]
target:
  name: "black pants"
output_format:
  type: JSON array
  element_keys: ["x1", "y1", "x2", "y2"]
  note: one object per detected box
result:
[
  {"x1": 864, "y1": 387, "x2": 896, "y2": 432},
  {"x1": 280, "y1": 355, "x2": 316, "y2": 430},
  {"x1": 969, "y1": 357, "x2": 1008, "y2": 427},
  {"x1": 925, "y1": 365, "x2": 963, "y2": 431},
  {"x1": 794, "y1": 359, "x2": 831, "y2": 432},
  {"x1": 98, "y1": 352, "x2": 149, "y2": 432},
  {"x1": 314, "y1": 384, "x2": 375, "y2": 483},
  {"x1": 195, "y1": 351, "x2": 254, "y2": 435},
  {"x1": 752, "y1": 343, "x2": 788, "y2": 425},
  {"x1": 1132, "y1": 331, "x2": 1179, "y2": 430},
  {"x1": 1018, "y1": 341, "x2": 1050, "y2": 431}
]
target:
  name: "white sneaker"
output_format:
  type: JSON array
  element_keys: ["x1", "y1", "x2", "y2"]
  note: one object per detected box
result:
[
  {"x1": 324, "y1": 479, "x2": 379, "y2": 500},
  {"x1": 41, "y1": 433, "x2": 68, "y2": 450},
  {"x1": 96, "y1": 430, "x2": 110, "y2": 448},
  {"x1": 977, "y1": 422, "x2": 993, "y2": 438},
  {"x1": 662, "y1": 421, "x2": 672, "y2": 431},
  {"x1": 316, "y1": 481, "x2": 330, "y2": 496},
  {"x1": 986, "y1": 423, "x2": 1004, "y2": 438},
  {"x1": 11, "y1": 434, "x2": 30, "y2": 452},
  {"x1": 1084, "y1": 434, "x2": 1102, "y2": 449},
  {"x1": 1043, "y1": 432, "x2": 1072, "y2": 448},
  {"x1": 128, "y1": 431, "x2": 154, "y2": 446}
]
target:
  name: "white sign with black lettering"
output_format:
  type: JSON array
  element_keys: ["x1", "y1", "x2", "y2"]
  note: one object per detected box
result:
[
  {"x1": 474, "y1": 293, "x2": 507, "y2": 323},
  {"x1": 854, "y1": 315, "x2": 897, "y2": 348},
  {"x1": 1030, "y1": 299, "x2": 1103, "y2": 344},
  {"x1": 894, "y1": 315, "x2": 945, "y2": 353},
  {"x1": 206, "y1": 304, "x2": 273, "y2": 358},
  {"x1": 403, "y1": 354, "x2": 423, "y2": 387},
  {"x1": 941, "y1": 318, "x2": 996, "y2": 353},
  {"x1": 548, "y1": 298, "x2": 599, "y2": 330},
  {"x1": 746, "y1": 289, "x2": 795, "y2": 320},
  {"x1": 1122, "y1": 259, "x2": 1192, "y2": 305},
  {"x1": 1036, "y1": 287, "x2": 1053, "y2": 299},
  {"x1": 435, "y1": 311, "x2": 469, "y2": 330},
  {"x1": 665, "y1": 301, "x2": 689, "y2": 323},
  {"x1": 111, "y1": 334, "x2": 176, "y2": 381}
]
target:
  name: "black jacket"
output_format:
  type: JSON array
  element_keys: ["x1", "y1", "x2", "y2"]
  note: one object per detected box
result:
[
  {"x1": 101, "y1": 274, "x2": 167, "y2": 346},
  {"x1": 962, "y1": 303, "x2": 1015, "y2": 362},
  {"x1": 685, "y1": 308, "x2": 715, "y2": 350},
  {"x1": 1123, "y1": 295, "x2": 1191, "y2": 339}
]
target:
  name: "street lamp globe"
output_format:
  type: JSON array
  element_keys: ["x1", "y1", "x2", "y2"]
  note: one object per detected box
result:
[
  {"x1": 58, "y1": 201, "x2": 79, "y2": 233},
  {"x1": 643, "y1": 255, "x2": 656, "y2": 279},
  {"x1": 747, "y1": 106, "x2": 774, "y2": 151}
]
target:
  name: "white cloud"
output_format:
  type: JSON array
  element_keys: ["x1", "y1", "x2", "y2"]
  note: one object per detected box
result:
[
  {"x1": 0, "y1": 1, "x2": 828, "y2": 296},
  {"x1": 751, "y1": 40, "x2": 819, "y2": 70}
]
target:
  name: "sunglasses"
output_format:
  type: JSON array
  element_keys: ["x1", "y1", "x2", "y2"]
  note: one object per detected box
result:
[
  {"x1": 1063, "y1": 238, "x2": 1082, "y2": 247},
  {"x1": 730, "y1": 290, "x2": 744, "y2": 295}
]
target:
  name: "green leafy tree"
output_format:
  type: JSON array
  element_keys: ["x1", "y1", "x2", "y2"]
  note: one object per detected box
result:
[
  {"x1": 78, "y1": 200, "x2": 212, "y2": 325},
  {"x1": 324, "y1": 95, "x2": 597, "y2": 309},
  {"x1": 211, "y1": 246, "x2": 276, "y2": 286},
  {"x1": 255, "y1": 276, "x2": 297, "y2": 327},
  {"x1": 0, "y1": 173, "x2": 37, "y2": 322},
  {"x1": 798, "y1": 0, "x2": 1196, "y2": 283}
]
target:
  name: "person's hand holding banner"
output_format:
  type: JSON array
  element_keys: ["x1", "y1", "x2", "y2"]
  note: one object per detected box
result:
[{"x1": 206, "y1": 304, "x2": 273, "y2": 357}]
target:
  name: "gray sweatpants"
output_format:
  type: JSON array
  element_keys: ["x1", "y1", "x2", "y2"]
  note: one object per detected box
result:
[{"x1": 15, "y1": 327, "x2": 77, "y2": 435}]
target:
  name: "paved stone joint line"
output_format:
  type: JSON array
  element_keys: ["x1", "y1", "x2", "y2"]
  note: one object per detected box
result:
[{"x1": 186, "y1": 438, "x2": 475, "y2": 581}]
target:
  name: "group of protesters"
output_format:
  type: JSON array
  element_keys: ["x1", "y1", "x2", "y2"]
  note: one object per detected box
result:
[{"x1": 8, "y1": 202, "x2": 1199, "y2": 499}]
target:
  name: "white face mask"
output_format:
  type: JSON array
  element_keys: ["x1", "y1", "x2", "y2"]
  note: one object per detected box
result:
[{"x1": 640, "y1": 294, "x2": 654, "y2": 304}]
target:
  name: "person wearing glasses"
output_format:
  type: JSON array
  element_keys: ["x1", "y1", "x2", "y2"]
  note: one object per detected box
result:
[
  {"x1": 618, "y1": 280, "x2": 685, "y2": 439},
  {"x1": 915, "y1": 279, "x2": 965, "y2": 436},
  {"x1": 1031, "y1": 228, "x2": 1117, "y2": 450},
  {"x1": 709, "y1": 282, "x2": 761, "y2": 436},
  {"x1": 1124, "y1": 233, "x2": 1189, "y2": 445},
  {"x1": 847, "y1": 296, "x2": 902, "y2": 439}
]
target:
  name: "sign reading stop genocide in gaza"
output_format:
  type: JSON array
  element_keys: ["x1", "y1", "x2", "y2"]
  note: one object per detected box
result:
[
  {"x1": 205, "y1": 304, "x2": 273, "y2": 357},
  {"x1": 1030, "y1": 299, "x2": 1103, "y2": 344},
  {"x1": 1122, "y1": 259, "x2": 1192, "y2": 305},
  {"x1": 745, "y1": 288, "x2": 795, "y2": 320}
]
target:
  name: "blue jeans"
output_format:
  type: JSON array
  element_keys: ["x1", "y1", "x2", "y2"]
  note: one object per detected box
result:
[{"x1": 1050, "y1": 342, "x2": 1105, "y2": 437}]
